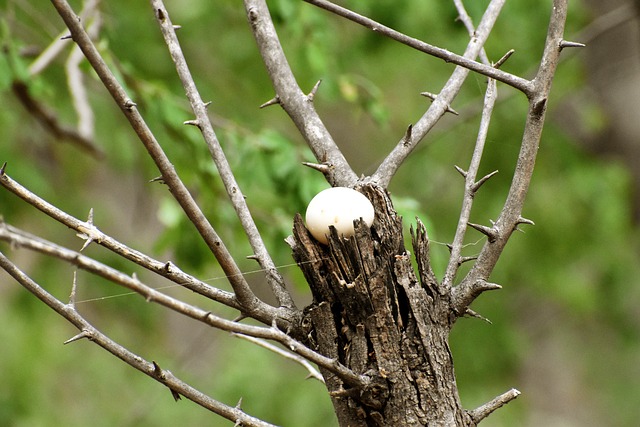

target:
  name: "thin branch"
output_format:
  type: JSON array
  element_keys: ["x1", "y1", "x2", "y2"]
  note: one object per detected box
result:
[
  {"x1": 0, "y1": 251, "x2": 277, "y2": 427},
  {"x1": 304, "y1": 0, "x2": 530, "y2": 93},
  {"x1": 233, "y1": 333, "x2": 324, "y2": 383},
  {"x1": 468, "y1": 388, "x2": 521, "y2": 424},
  {"x1": 49, "y1": 0, "x2": 267, "y2": 315},
  {"x1": 244, "y1": 0, "x2": 358, "y2": 187},
  {"x1": 453, "y1": 0, "x2": 569, "y2": 314},
  {"x1": 0, "y1": 172, "x2": 292, "y2": 328},
  {"x1": 150, "y1": 0, "x2": 295, "y2": 310},
  {"x1": 453, "y1": 0, "x2": 491, "y2": 66},
  {"x1": 443, "y1": 78, "x2": 497, "y2": 289},
  {"x1": 0, "y1": 245, "x2": 365, "y2": 388},
  {"x1": 371, "y1": 0, "x2": 513, "y2": 187}
]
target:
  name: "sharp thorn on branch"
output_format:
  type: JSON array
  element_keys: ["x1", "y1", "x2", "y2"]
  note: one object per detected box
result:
[
  {"x1": 172, "y1": 24, "x2": 182, "y2": 31},
  {"x1": 170, "y1": 388, "x2": 182, "y2": 401},
  {"x1": 516, "y1": 216, "x2": 535, "y2": 226},
  {"x1": 0, "y1": 162, "x2": 6, "y2": 175},
  {"x1": 402, "y1": 124, "x2": 413, "y2": 146},
  {"x1": 559, "y1": 40, "x2": 586, "y2": 51},
  {"x1": 493, "y1": 49, "x2": 515, "y2": 69},
  {"x1": 465, "y1": 308, "x2": 492, "y2": 324},
  {"x1": 246, "y1": 254, "x2": 260, "y2": 261},
  {"x1": 302, "y1": 161, "x2": 331, "y2": 174},
  {"x1": 63, "y1": 330, "x2": 92, "y2": 345},
  {"x1": 459, "y1": 255, "x2": 478, "y2": 265},
  {"x1": 60, "y1": 34, "x2": 72, "y2": 40},
  {"x1": 183, "y1": 119, "x2": 201, "y2": 128},
  {"x1": 149, "y1": 175, "x2": 165, "y2": 184},
  {"x1": 467, "y1": 222, "x2": 498, "y2": 243},
  {"x1": 471, "y1": 170, "x2": 499, "y2": 192},
  {"x1": 235, "y1": 397, "x2": 243, "y2": 409},
  {"x1": 260, "y1": 96, "x2": 281, "y2": 109},
  {"x1": 152, "y1": 361, "x2": 165, "y2": 379},
  {"x1": 454, "y1": 165, "x2": 468, "y2": 178},
  {"x1": 420, "y1": 91, "x2": 459, "y2": 115},
  {"x1": 469, "y1": 388, "x2": 521, "y2": 423},
  {"x1": 307, "y1": 79, "x2": 322, "y2": 102}
]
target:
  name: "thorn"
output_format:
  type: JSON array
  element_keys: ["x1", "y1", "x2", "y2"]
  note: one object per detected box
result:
[
  {"x1": 493, "y1": 49, "x2": 515, "y2": 69},
  {"x1": 235, "y1": 397, "x2": 243, "y2": 409},
  {"x1": 0, "y1": 162, "x2": 6, "y2": 176},
  {"x1": 170, "y1": 388, "x2": 182, "y2": 401},
  {"x1": 454, "y1": 165, "x2": 467, "y2": 178},
  {"x1": 420, "y1": 91, "x2": 459, "y2": 115},
  {"x1": 60, "y1": 34, "x2": 73, "y2": 40},
  {"x1": 152, "y1": 361, "x2": 165, "y2": 379},
  {"x1": 302, "y1": 162, "x2": 331, "y2": 174},
  {"x1": 172, "y1": 24, "x2": 182, "y2": 31},
  {"x1": 477, "y1": 279, "x2": 502, "y2": 292},
  {"x1": 164, "y1": 261, "x2": 173, "y2": 272},
  {"x1": 78, "y1": 209, "x2": 96, "y2": 251},
  {"x1": 402, "y1": 124, "x2": 413, "y2": 146},
  {"x1": 183, "y1": 119, "x2": 201, "y2": 127},
  {"x1": 202, "y1": 311, "x2": 212, "y2": 321},
  {"x1": 459, "y1": 255, "x2": 478, "y2": 265},
  {"x1": 467, "y1": 222, "x2": 498, "y2": 243},
  {"x1": 260, "y1": 96, "x2": 280, "y2": 109},
  {"x1": 246, "y1": 254, "x2": 259, "y2": 261},
  {"x1": 124, "y1": 99, "x2": 137, "y2": 111},
  {"x1": 307, "y1": 80, "x2": 322, "y2": 102},
  {"x1": 64, "y1": 330, "x2": 92, "y2": 345},
  {"x1": 559, "y1": 40, "x2": 586, "y2": 51},
  {"x1": 516, "y1": 216, "x2": 535, "y2": 226},
  {"x1": 471, "y1": 170, "x2": 499, "y2": 192},
  {"x1": 203, "y1": 101, "x2": 212, "y2": 108},
  {"x1": 465, "y1": 308, "x2": 492, "y2": 324},
  {"x1": 149, "y1": 175, "x2": 165, "y2": 184}
]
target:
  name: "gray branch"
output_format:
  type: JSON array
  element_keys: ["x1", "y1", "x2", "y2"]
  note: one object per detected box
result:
[
  {"x1": 49, "y1": 0, "x2": 267, "y2": 314},
  {"x1": 453, "y1": 0, "x2": 570, "y2": 314},
  {"x1": 244, "y1": 0, "x2": 358, "y2": 187},
  {"x1": 150, "y1": 0, "x2": 296, "y2": 310}
]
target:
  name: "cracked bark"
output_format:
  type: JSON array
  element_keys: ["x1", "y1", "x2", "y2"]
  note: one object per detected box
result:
[{"x1": 290, "y1": 184, "x2": 472, "y2": 426}]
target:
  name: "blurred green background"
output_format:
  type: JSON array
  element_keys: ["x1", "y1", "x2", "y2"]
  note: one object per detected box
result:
[{"x1": 1, "y1": 0, "x2": 639, "y2": 425}]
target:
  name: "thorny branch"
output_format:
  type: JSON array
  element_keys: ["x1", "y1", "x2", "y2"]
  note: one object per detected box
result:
[
  {"x1": 49, "y1": 0, "x2": 277, "y2": 318},
  {"x1": 150, "y1": 0, "x2": 295, "y2": 310},
  {"x1": 244, "y1": 0, "x2": 358, "y2": 187},
  {"x1": 0, "y1": 251, "x2": 277, "y2": 427},
  {"x1": 1, "y1": 0, "x2": 574, "y2": 424}
]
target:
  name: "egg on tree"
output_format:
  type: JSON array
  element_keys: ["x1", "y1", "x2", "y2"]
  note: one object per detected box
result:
[{"x1": 304, "y1": 187, "x2": 375, "y2": 245}]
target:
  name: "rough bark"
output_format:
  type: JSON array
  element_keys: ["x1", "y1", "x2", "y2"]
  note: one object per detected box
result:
[{"x1": 290, "y1": 184, "x2": 472, "y2": 426}]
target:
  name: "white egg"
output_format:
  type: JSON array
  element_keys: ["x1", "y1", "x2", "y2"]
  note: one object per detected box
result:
[{"x1": 305, "y1": 187, "x2": 375, "y2": 245}]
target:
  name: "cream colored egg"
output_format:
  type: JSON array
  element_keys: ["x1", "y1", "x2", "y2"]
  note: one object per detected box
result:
[{"x1": 305, "y1": 187, "x2": 375, "y2": 245}]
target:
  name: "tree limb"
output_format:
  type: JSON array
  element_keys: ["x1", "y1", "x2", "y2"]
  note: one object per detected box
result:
[
  {"x1": 453, "y1": 0, "x2": 569, "y2": 314},
  {"x1": 49, "y1": 0, "x2": 269, "y2": 315},
  {"x1": 150, "y1": 0, "x2": 296, "y2": 310},
  {"x1": 368, "y1": 0, "x2": 512, "y2": 186},
  {"x1": 443, "y1": 78, "x2": 498, "y2": 289},
  {"x1": 244, "y1": 0, "x2": 358, "y2": 187},
  {"x1": 0, "y1": 250, "x2": 278, "y2": 427}
]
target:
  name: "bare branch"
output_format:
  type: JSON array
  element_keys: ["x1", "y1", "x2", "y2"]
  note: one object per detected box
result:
[
  {"x1": 443, "y1": 78, "x2": 497, "y2": 289},
  {"x1": 244, "y1": 0, "x2": 358, "y2": 187},
  {"x1": 151, "y1": 0, "x2": 296, "y2": 310},
  {"x1": 49, "y1": 0, "x2": 268, "y2": 314},
  {"x1": 454, "y1": 0, "x2": 570, "y2": 313},
  {"x1": 0, "y1": 173, "x2": 293, "y2": 327},
  {"x1": 371, "y1": 0, "x2": 515, "y2": 187},
  {"x1": 468, "y1": 388, "x2": 521, "y2": 423},
  {"x1": 0, "y1": 251, "x2": 277, "y2": 427},
  {"x1": 304, "y1": 0, "x2": 530, "y2": 93}
]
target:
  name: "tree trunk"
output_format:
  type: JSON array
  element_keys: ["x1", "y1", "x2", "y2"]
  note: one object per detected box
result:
[{"x1": 290, "y1": 184, "x2": 473, "y2": 426}]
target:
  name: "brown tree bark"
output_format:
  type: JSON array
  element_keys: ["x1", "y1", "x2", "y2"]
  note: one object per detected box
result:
[{"x1": 290, "y1": 185, "x2": 472, "y2": 426}]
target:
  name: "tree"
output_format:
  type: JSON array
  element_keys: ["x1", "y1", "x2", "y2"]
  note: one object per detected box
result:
[{"x1": 0, "y1": 0, "x2": 584, "y2": 425}]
